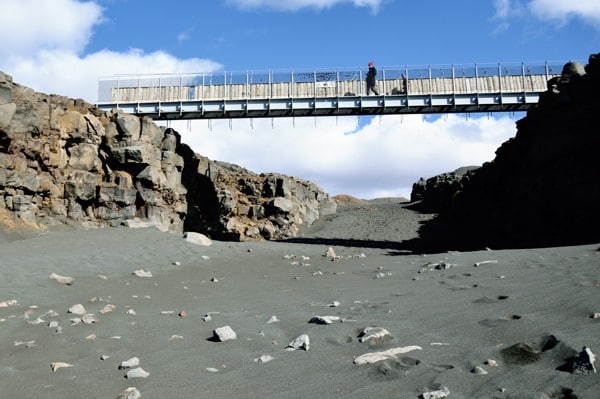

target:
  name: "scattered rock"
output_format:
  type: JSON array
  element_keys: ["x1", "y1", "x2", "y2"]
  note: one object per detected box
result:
[
  {"x1": 126, "y1": 367, "x2": 149, "y2": 379},
  {"x1": 266, "y1": 315, "x2": 279, "y2": 324},
  {"x1": 119, "y1": 357, "x2": 140, "y2": 370},
  {"x1": 328, "y1": 301, "x2": 341, "y2": 307},
  {"x1": 67, "y1": 304, "x2": 86, "y2": 315},
  {"x1": 472, "y1": 366, "x2": 488, "y2": 375},
  {"x1": 184, "y1": 232, "x2": 212, "y2": 246},
  {"x1": 0, "y1": 299, "x2": 18, "y2": 307},
  {"x1": 254, "y1": 354, "x2": 274, "y2": 364},
  {"x1": 100, "y1": 304, "x2": 116, "y2": 314},
  {"x1": 420, "y1": 387, "x2": 450, "y2": 399},
  {"x1": 474, "y1": 260, "x2": 498, "y2": 267},
  {"x1": 358, "y1": 327, "x2": 393, "y2": 344},
  {"x1": 309, "y1": 315, "x2": 340, "y2": 325},
  {"x1": 562, "y1": 346, "x2": 596, "y2": 374},
  {"x1": 116, "y1": 387, "x2": 141, "y2": 399},
  {"x1": 50, "y1": 362, "x2": 73, "y2": 372},
  {"x1": 213, "y1": 326, "x2": 237, "y2": 342},
  {"x1": 178, "y1": 310, "x2": 188, "y2": 318},
  {"x1": 286, "y1": 334, "x2": 310, "y2": 351},
  {"x1": 49, "y1": 273, "x2": 75, "y2": 285},
  {"x1": 353, "y1": 346, "x2": 422, "y2": 365},
  {"x1": 132, "y1": 269, "x2": 152, "y2": 278}
]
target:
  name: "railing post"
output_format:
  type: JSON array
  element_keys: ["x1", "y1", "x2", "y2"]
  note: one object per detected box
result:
[
  {"x1": 245, "y1": 71, "x2": 249, "y2": 99},
  {"x1": 498, "y1": 63, "x2": 502, "y2": 93},
  {"x1": 451, "y1": 64, "x2": 455, "y2": 94},
  {"x1": 290, "y1": 70, "x2": 294, "y2": 98},
  {"x1": 475, "y1": 63, "x2": 479, "y2": 93},
  {"x1": 428, "y1": 64, "x2": 432, "y2": 95},
  {"x1": 521, "y1": 62, "x2": 525, "y2": 92},
  {"x1": 381, "y1": 68, "x2": 386, "y2": 95}
]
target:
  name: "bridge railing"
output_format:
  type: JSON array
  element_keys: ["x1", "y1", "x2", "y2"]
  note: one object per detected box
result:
[{"x1": 97, "y1": 62, "x2": 564, "y2": 105}]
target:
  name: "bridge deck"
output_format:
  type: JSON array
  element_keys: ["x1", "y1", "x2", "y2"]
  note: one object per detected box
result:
[{"x1": 96, "y1": 63, "x2": 561, "y2": 120}]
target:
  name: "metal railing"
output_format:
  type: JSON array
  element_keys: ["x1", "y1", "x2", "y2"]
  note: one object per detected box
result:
[{"x1": 97, "y1": 62, "x2": 564, "y2": 105}]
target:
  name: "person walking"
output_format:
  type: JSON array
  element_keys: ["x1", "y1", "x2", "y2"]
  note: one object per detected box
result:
[{"x1": 366, "y1": 61, "x2": 379, "y2": 95}]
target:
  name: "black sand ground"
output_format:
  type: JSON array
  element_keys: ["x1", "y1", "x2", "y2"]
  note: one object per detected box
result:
[{"x1": 1, "y1": 200, "x2": 599, "y2": 398}]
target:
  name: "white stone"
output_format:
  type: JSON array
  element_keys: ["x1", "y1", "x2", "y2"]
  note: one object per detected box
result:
[
  {"x1": 474, "y1": 260, "x2": 498, "y2": 267},
  {"x1": 254, "y1": 354, "x2": 274, "y2": 363},
  {"x1": 49, "y1": 273, "x2": 75, "y2": 285},
  {"x1": 286, "y1": 334, "x2": 310, "y2": 351},
  {"x1": 116, "y1": 387, "x2": 141, "y2": 399},
  {"x1": 184, "y1": 232, "x2": 212, "y2": 246},
  {"x1": 266, "y1": 315, "x2": 279, "y2": 324},
  {"x1": 100, "y1": 304, "x2": 116, "y2": 314},
  {"x1": 0, "y1": 299, "x2": 18, "y2": 307},
  {"x1": 81, "y1": 314, "x2": 97, "y2": 324},
  {"x1": 472, "y1": 366, "x2": 488, "y2": 375},
  {"x1": 132, "y1": 269, "x2": 152, "y2": 278},
  {"x1": 119, "y1": 357, "x2": 140, "y2": 370},
  {"x1": 353, "y1": 346, "x2": 422, "y2": 365},
  {"x1": 213, "y1": 326, "x2": 237, "y2": 342},
  {"x1": 358, "y1": 326, "x2": 392, "y2": 343},
  {"x1": 328, "y1": 301, "x2": 341, "y2": 307},
  {"x1": 50, "y1": 362, "x2": 73, "y2": 372},
  {"x1": 68, "y1": 304, "x2": 86, "y2": 315},
  {"x1": 422, "y1": 387, "x2": 450, "y2": 399},
  {"x1": 325, "y1": 247, "x2": 337, "y2": 259},
  {"x1": 309, "y1": 315, "x2": 340, "y2": 325},
  {"x1": 126, "y1": 367, "x2": 149, "y2": 379}
]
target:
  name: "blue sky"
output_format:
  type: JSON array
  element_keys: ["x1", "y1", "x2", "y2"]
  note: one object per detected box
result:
[{"x1": 1, "y1": 0, "x2": 599, "y2": 199}]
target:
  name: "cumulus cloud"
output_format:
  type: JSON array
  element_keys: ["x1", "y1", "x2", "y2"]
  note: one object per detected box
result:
[
  {"x1": 0, "y1": 0, "x2": 102, "y2": 60},
  {"x1": 0, "y1": 0, "x2": 221, "y2": 102},
  {"x1": 167, "y1": 114, "x2": 517, "y2": 199},
  {"x1": 226, "y1": 0, "x2": 383, "y2": 13},
  {"x1": 493, "y1": 0, "x2": 600, "y2": 28},
  {"x1": 527, "y1": 0, "x2": 600, "y2": 26}
]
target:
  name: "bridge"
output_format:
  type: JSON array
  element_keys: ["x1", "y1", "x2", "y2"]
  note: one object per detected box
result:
[{"x1": 96, "y1": 62, "x2": 563, "y2": 120}]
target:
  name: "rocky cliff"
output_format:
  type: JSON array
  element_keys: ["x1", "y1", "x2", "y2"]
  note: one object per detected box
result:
[
  {"x1": 0, "y1": 71, "x2": 336, "y2": 239},
  {"x1": 410, "y1": 53, "x2": 600, "y2": 250}
]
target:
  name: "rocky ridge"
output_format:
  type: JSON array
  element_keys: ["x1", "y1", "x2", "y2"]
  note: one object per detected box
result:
[
  {"x1": 410, "y1": 53, "x2": 600, "y2": 249},
  {"x1": 0, "y1": 71, "x2": 336, "y2": 240}
]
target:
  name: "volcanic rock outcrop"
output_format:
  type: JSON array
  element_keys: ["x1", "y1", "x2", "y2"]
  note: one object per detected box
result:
[
  {"x1": 0, "y1": 71, "x2": 336, "y2": 240},
  {"x1": 410, "y1": 53, "x2": 600, "y2": 250}
]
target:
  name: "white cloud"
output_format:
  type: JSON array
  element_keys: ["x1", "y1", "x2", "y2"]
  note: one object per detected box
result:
[
  {"x1": 493, "y1": 0, "x2": 600, "y2": 28},
  {"x1": 527, "y1": 0, "x2": 600, "y2": 26},
  {"x1": 5, "y1": 49, "x2": 221, "y2": 103},
  {"x1": 168, "y1": 113, "x2": 517, "y2": 199},
  {"x1": 226, "y1": 0, "x2": 383, "y2": 13},
  {"x1": 0, "y1": 0, "x2": 102, "y2": 60},
  {"x1": 0, "y1": 1, "x2": 221, "y2": 103}
]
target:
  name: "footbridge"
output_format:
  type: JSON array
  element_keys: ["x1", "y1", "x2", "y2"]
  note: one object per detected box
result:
[{"x1": 96, "y1": 62, "x2": 562, "y2": 120}]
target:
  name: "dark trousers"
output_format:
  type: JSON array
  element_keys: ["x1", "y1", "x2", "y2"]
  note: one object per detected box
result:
[{"x1": 366, "y1": 83, "x2": 379, "y2": 95}]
